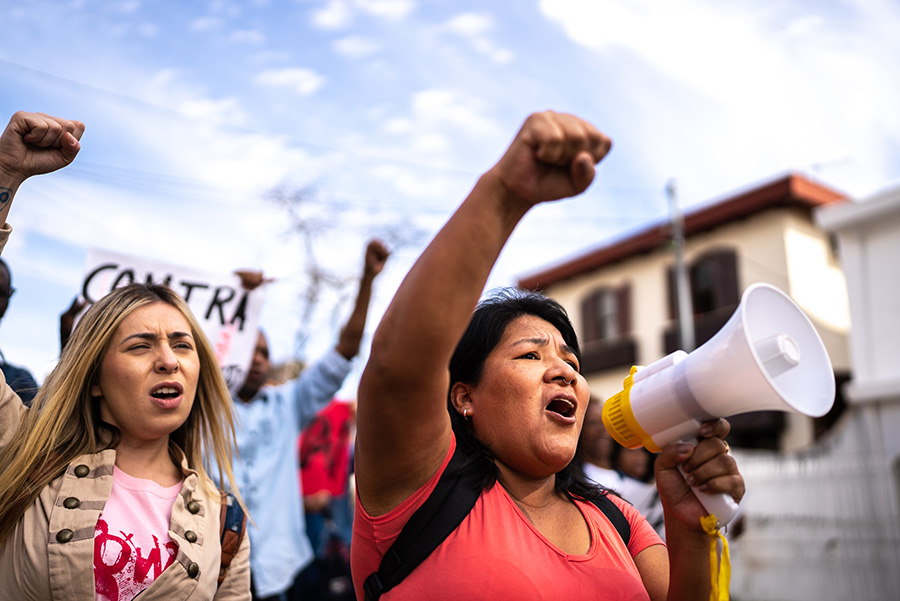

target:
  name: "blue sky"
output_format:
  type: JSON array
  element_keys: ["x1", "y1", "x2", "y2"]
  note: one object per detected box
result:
[{"x1": 1, "y1": 0, "x2": 898, "y2": 392}]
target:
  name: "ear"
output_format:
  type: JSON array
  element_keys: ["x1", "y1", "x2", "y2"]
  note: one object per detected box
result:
[
  {"x1": 449, "y1": 382, "x2": 473, "y2": 417},
  {"x1": 90, "y1": 381, "x2": 102, "y2": 398}
]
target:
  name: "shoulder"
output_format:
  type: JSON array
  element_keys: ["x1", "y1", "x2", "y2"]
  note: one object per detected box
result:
[{"x1": 579, "y1": 493, "x2": 664, "y2": 558}]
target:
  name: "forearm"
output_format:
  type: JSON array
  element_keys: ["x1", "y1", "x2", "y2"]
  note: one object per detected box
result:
[
  {"x1": 365, "y1": 171, "x2": 529, "y2": 389},
  {"x1": 664, "y1": 519, "x2": 716, "y2": 601},
  {"x1": 0, "y1": 175, "x2": 23, "y2": 230},
  {"x1": 334, "y1": 272, "x2": 375, "y2": 360}
]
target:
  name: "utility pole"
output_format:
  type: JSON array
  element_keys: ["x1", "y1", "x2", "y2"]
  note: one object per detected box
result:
[{"x1": 667, "y1": 179, "x2": 695, "y2": 352}]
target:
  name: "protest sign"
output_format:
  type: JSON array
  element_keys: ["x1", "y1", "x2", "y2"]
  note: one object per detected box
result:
[{"x1": 81, "y1": 248, "x2": 265, "y2": 394}]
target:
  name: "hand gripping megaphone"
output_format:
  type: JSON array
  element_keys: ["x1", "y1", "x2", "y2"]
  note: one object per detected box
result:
[{"x1": 601, "y1": 283, "x2": 835, "y2": 525}]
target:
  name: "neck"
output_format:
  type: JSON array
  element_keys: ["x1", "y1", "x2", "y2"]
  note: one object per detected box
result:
[
  {"x1": 114, "y1": 436, "x2": 182, "y2": 487},
  {"x1": 495, "y1": 460, "x2": 563, "y2": 512},
  {"x1": 237, "y1": 385, "x2": 259, "y2": 403}
]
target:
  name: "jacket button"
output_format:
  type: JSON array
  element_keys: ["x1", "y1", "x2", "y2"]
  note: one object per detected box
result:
[
  {"x1": 187, "y1": 562, "x2": 200, "y2": 578},
  {"x1": 187, "y1": 500, "x2": 200, "y2": 514},
  {"x1": 185, "y1": 530, "x2": 198, "y2": 543},
  {"x1": 63, "y1": 497, "x2": 81, "y2": 509},
  {"x1": 56, "y1": 529, "x2": 74, "y2": 543},
  {"x1": 74, "y1": 465, "x2": 90, "y2": 478}
]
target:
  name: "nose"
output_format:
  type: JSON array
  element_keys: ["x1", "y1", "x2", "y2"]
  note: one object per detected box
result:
[
  {"x1": 155, "y1": 345, "x2": 179, "y2": 374},
  {"x1": 549, "y1": 359, "x2": 578, "y2": 387},
  {"x1": 252, "y1": 349, "x2": 267, "y2": 367}
]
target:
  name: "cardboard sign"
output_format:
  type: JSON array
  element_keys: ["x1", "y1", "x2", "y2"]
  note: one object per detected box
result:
[{"x1": 81, "y1": 248, "x2": 265, "y2": 395}]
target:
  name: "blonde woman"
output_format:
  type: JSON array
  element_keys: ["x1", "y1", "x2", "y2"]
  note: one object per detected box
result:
[{"x1": 0, "y1": 111, "x2": 250, "y2": 600}]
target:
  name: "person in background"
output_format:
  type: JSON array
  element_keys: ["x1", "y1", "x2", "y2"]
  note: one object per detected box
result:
[
  {"x1": 580, "y1": 397, "x2": 655, "y2": 505},
  {"x1": 580, "y1": 398, "x2": 666, "y2": 540},
  {"x1": 224, "y1": 239, "x2": 389, "y2": 601},
  {"x1": 300, "y1": 398, "x2": 357, "y2": 600},
  {"x1": 0, "y1": 258, "x2": 39, "y2": 406},
  {"x1": 59, "y1": 295, "x2": 87, "y2": 351},
  {"x1": 300, "y1": 398, "x2": 356, "y2": 555},
  {"x1": 0, "y1": 111, "x2": 250, "y2": 599},
  {"x1": 351, "y1": 111, "x2": 744, "y2": 600}
]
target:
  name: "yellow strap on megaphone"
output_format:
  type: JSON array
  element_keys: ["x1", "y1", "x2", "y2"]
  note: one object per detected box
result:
[{"x1": 700, "y1": 514, "x2": 731, "y2": 601}]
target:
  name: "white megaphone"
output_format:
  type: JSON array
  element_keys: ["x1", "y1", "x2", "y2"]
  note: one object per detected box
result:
[{"x1": 602, "y1": 283, "x2": 835, "y2": 526}]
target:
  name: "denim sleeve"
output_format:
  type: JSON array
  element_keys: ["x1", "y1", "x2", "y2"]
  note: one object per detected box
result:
[{"x1": 290, "y1": 348, "x2": 353, "y2": 429}]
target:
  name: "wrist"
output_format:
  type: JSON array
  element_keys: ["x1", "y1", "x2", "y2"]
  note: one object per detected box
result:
[
  {"x1": 665, "y1": 515, "x2": 719, "y2": 550},
  {"x1": 0, "y1": 168, "x2": 26, "y2": 194},
  {"x1": 475, "y1": 170, "x2": 532, "y2": 225}
]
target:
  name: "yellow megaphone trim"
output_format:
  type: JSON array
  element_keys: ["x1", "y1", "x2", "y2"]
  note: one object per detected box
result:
[{"x1": 601, "y1": 366, "x2": 662, "y2": 453}]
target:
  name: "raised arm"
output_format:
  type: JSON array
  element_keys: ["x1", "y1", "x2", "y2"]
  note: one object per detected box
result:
[
  {"x1": 355, "y1": 112, "x2": 611, "y2": 515},
  {"x1": 334, "y1": 239, "x2": 390, "y2": 360},
  {"x1": 0, "y1": 111, "x2": 84, "y2": 228}
]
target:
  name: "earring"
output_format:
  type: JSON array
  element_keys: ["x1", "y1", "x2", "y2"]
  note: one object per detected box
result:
[{"x1": 463, "y1": 407, "x2": 470, "y2": 420}]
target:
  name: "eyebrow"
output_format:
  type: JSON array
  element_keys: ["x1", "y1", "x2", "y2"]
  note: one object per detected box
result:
[
  {"x1": 120, "y1": 331, "x2": 194, "y2": 344},
  {"x1": 512, "y1": 337, "x2": 578, "y2": 358}
]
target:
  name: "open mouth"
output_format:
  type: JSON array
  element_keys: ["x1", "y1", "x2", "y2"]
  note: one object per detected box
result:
[
  {"x1": 546, "y1": 398, "x2": 576, "y2": 419},
  {"x1": 151, "y1": 383, "x2": 183, "y2": 401}
]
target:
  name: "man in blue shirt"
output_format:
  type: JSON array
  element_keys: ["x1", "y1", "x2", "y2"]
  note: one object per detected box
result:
[
  {"x1": 0, "y1": 258, "x2": 38, "y2": 406},
  {"x1": 228, "y1": 239, "x2": 389, "y2": 601}
]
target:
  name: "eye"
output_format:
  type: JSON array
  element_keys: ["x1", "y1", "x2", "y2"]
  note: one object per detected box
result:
[
  {"x1": 127, "y1": 343, "x2": 151, "y2": 352},
  {"x1": 173, "y1": 340, "x2": 194, "y2": 351},
  {"x1": 518, "y1": 351, "x2": 539, "y2": 360}
]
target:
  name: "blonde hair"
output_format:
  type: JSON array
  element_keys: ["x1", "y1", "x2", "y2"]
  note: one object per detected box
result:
[{"x1": 0, "y1": 283, "x2": 243, "y2": 547}]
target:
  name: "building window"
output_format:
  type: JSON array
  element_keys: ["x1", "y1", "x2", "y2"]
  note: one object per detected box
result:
[
  {"x1": 690, "y1": 250, "x2": 739, "y2": 316},
  {"x1": 666, "y1": 248, "x2": 740, "y2": 351},
  {"x1": 580, "y1": 284, "x2": 636, "y2": 373},
  {"x1": 582, "y1": 287, "x2": 623, "y2": 342}
]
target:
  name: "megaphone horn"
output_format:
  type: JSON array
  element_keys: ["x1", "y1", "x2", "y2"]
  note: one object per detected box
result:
[{"x1": 601, "y1": 283, "x2": 835, "y2": 524}]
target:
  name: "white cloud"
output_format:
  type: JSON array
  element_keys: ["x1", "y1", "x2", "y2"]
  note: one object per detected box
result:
[
  {"x1": 333, "y1": 35, "x2": 381, "y2": 58},
  {"x1": 382, "y1": 117, "x2": 412, "y2": 135},
  {"x1": 143, "y1": 69, "x2": 248, "y2": 125},
  {"x1": 444, "y1": 12, "x2": 514, "y2": 64},
  {"x1": 113, "y1": 1, "x2": 142, "y2": 15},
  {"x1": 136, "y1": 22, "x2": 158, "y2": 37},
  {"x1": 312, "y1": 0, "x2": 353, "y2": 29},
  {"x1": 356, "y1": 0, "x2": 415, "y2": 20},
  {"x1": 311, "y1": 0, "x2": 414, "y2": 29},
  {"x1": 538, "y1": 0, "x2": 900, "y2": 200},
  {"x1": 229, "y1": 28, "x2": 266, "y2": 45},
  {"x1": 191, "y1": 16, "x2": 225, "y2": 31},
  {"x1": 207, "y1": 0, "x2": 243, "y2": 19},
  {"x1": 255, "y1": 67, "x2": 326, "y2": 96},
  {"x1": 409, "y1": 89, "x2": 499, "y2": 139},
  {"x1": 247, "y1": 50, "x2": 293, "y2": 65}
]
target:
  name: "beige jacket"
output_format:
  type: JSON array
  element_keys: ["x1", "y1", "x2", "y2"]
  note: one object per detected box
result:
[{"x1": 0, "y1": 225, "x2": 250, "y2": 600}]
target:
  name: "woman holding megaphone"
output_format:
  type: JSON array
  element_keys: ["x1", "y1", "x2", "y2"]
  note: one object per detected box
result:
[{"x1": 352, "y1": 111, "x2": 744, "y2": 600}]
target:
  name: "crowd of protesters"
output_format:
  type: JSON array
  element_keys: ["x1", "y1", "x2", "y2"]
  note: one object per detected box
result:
[{"x1": 0, "y1": 110, "x2": 744, "y2": 601}]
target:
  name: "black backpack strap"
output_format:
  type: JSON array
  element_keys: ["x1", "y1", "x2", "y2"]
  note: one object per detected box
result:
[
  {"x1": 363, "y1": 444, "x2": 480, "y2": 601},
  {"x1": 591, "y1": 494, "x2": 631, "y2": 548}
]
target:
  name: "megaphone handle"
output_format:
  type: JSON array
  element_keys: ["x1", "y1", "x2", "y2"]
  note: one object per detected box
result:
[{"x1": 677, "y1": 439, "x2": 740, "y2": 528}]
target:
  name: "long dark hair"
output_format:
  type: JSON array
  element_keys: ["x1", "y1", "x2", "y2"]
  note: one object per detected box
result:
[{"x1": 447, "y1": 287, "x2": 609, "y2": 502}]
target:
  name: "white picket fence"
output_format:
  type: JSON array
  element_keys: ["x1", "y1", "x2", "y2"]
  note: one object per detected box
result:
[{"x1": 728, "y1": 446, "x2": 900, "y2": 601}]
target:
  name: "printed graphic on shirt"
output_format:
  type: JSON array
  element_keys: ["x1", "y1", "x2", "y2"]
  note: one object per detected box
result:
[
  {"x1": 300, "y1": 400, "x2": 353, "y2": 496},
  {"x1": 94, "y1": 517, "x2": 178, "y2": 601}
]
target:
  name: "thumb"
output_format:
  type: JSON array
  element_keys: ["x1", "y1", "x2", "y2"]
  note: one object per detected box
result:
[
  {"x1": 569, "y1": 151, "x2": 596, "y2": 195},
  {"x1": 60, "y1": 132, "x2": 81, "y2": 165}
]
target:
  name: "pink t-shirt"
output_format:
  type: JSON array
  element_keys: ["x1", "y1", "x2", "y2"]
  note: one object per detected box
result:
[
  {"x1": 352, "y1": 435, "x2": 664, "y2": 600},
  {"x1": 93, "y1": 467, "x2": 182, "y2": 601}
]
